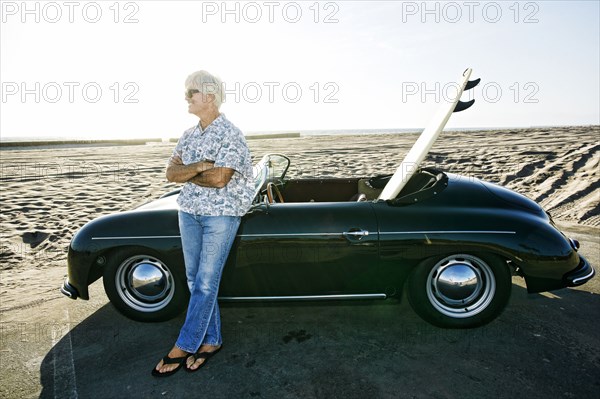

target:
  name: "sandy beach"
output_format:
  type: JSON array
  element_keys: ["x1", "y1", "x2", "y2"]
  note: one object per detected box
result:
[
  {"x1": 1, "y1": 125, "x2": 598, "y2": 312},
  {"x1": 0, "y1": 126, "x2": 599, "y2": 398}
]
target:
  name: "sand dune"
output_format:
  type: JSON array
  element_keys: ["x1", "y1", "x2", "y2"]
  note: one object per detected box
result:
[{"x1": 0, "y1": 126, "x2": 598, "y2": 310}]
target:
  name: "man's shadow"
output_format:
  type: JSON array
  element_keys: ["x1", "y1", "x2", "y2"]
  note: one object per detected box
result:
[{"x1": 39, "y1": 284, "x2": 600, "y2": 399}]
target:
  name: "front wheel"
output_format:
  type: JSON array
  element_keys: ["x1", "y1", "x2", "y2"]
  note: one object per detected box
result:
[
  {"x1": 103, "y1": 248, "x2": 188, "y2": 322},
  {"x1": 407, "y1": 253, "x2": 511, "y2": 328}
]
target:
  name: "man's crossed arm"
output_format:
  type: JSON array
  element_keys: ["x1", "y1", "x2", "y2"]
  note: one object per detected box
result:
[{"x1": 166, "y1": 156, "x2": 235, "y2": 189}]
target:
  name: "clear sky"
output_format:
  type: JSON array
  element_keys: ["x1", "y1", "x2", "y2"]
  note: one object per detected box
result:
[{"x1": 1, "y1": 0, "x2": 599, "y2": 139}]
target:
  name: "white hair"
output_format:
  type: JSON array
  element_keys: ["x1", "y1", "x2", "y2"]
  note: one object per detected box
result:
[{"x1": 185, "y1": 70, "x2": 225, "y2": 109}]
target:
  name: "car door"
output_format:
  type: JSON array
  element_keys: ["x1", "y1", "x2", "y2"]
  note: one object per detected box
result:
[{"x1": 220, "y1": 201, "x2": 381, "y2": 297}]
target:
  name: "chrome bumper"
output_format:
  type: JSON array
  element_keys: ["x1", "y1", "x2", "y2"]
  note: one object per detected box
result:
[
  {"x1": 60, "y1": 278, "x2": 79, "y2": 299},
  {"x1": 564, "y1": 256, "x2": 595, "y2": 286}
]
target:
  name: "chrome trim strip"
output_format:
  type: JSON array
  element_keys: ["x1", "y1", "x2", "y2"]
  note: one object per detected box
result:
[
  {"x1": 572, "y1": 266, "x2": 595, "y2": 285},
  {"x1": 238, "y1": 232, "x2": 343, "y2": 238},
  {"x1": 92, "y1": 231, "x2": 515, "y2": 240},
  {"x1": 380, "y1": 231, "x2": 516, "y2": 235},
  {"x1": 91, "y1": 235, "x2": 181, "y2": 240},
  {"x1": 93, "y1": 233, "x2": 347, "y2": 240},
  {"x1": 218, "y1": 293, "x2": 387, "y2": 301}
]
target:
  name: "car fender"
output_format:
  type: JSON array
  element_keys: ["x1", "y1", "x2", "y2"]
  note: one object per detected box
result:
[{"x1": 67, "y1": 209, "x2": 183, "y2": 299}]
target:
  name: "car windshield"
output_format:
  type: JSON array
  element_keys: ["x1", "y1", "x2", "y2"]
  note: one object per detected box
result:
[{"x1": 252, "y1": 154, "x2": 290, "y2": 201}]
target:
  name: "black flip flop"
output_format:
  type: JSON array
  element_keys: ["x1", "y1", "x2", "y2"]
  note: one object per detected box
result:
[
  {"x1": 185, "y1": 346, "x2": 222, "y2": 372},
  {"x1": 151, "y1": 354, "x2": 188, "y2": 377}
]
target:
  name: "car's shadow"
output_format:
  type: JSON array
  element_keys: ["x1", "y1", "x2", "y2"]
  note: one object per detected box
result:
[{"x1": 40, "y1": 284, "x2": 600, "y2": 399}]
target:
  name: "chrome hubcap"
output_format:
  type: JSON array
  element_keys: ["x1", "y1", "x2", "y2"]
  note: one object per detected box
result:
[
  {"x1": 426, "y1": 254, "x2": 495, "y2": 318},
  {"x1": 115, "y1": 255, "x2": 174, "y2": 313}
]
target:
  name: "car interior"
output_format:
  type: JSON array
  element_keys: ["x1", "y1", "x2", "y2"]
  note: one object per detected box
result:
[{"x1": 260, "y1": 169, "x2": 445, "y2": 204}]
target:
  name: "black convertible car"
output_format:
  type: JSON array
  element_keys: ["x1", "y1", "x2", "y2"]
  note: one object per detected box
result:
[
  {"x1": 61, "y1": 151, "x2": 595, "y2": 328},
  {"x1": 61, "y1": 69, "x2": 594, "y2": 328}
]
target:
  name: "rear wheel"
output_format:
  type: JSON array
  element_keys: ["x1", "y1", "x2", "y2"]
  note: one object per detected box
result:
[
  {"x1": 102, "y1": 248, "x2": 188, "y2": 322},
  {"x1": 407, "y1": 253, "x2": 511, "y2": 328}
]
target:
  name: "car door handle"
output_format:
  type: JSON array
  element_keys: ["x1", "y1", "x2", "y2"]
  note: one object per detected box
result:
[{"x1": 343, "y1": 229, "x2": 370, "y2": 239}]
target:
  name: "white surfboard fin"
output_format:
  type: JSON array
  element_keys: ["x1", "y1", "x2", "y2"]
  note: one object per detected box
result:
[
  {"x1": 454, "y1": 99, "x2": 475, "y2": 113},
  {"x1": 464, "y1": 78, "x2": 481, "y2": 91}
]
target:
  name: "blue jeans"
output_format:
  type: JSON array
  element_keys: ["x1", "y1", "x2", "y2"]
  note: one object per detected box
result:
[{"x1": 175, "y1": 211, "x2": 241, "y2": 353}]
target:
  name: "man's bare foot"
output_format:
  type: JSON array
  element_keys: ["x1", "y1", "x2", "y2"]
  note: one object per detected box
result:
[
  {"x1": 186, "y1": 344, "x2": 222, "y2": 371},
  {"x1": 154, "y1": 346, "x2": 188, "y2": 374}
]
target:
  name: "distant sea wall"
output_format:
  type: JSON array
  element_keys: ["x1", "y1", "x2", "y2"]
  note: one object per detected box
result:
[
  {"x1": 0, "y1": 138, "x2": 163, "y2": 149},
  {"x1": 1, "y1": 133, "x2": 302, "y2": 149},
  {"x1": 246, "y1": 132, "x2": 301, "y2": 140}
]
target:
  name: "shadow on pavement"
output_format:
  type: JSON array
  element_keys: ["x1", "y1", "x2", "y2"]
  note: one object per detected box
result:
[{"x1": 40, "y1": 284, "x2": 600, "y2": 399}]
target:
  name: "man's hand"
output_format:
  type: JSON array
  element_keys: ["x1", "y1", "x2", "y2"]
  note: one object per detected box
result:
[
  {"x1": 188, "y1": 167, "x2": 235, "y2": 188},
  {"x1": 170, "y1": 155, "x2": 184, "y2": 166},
  {"x1": 195, "y1": 160, "x2": 215, "y2": 173},
  {"x1": 166, "y1": 155, "x2": 218, "y2": 183}
]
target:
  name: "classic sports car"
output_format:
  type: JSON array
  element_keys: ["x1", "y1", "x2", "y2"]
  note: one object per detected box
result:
[
  {"x1": 61, "y1": 152, "x2": 595, "y2": 328},
  {"x1": 61, "y1": 70, "x2": 594, "y2": 328}
]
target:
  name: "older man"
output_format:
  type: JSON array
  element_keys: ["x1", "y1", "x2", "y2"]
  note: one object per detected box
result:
[{"x1": 153, "y1": 70, "x2": 254, "y2": 377}]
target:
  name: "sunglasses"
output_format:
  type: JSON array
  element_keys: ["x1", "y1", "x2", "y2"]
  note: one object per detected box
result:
[{"x1": 185, "y1": 89, "x2": 200, "y2": 99}]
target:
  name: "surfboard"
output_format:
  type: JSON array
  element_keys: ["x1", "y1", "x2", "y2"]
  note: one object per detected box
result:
[{"x1": 378, "y1": 68, "x2": 480, "y2": 201}]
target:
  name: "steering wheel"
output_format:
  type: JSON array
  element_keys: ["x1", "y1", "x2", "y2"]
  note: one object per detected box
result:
[{"x1": 266, "y1": 182, "x2": 285, "y2": 204}]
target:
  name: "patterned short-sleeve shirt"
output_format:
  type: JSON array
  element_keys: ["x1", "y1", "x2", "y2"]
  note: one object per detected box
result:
[{"x1": 172, "y1": 114, "x2": 254, "y2": 216}]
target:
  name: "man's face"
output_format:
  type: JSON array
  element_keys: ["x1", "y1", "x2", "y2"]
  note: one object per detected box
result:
[{"x1": 185, "y1": 89, "x2": 213, "y2": 115}]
